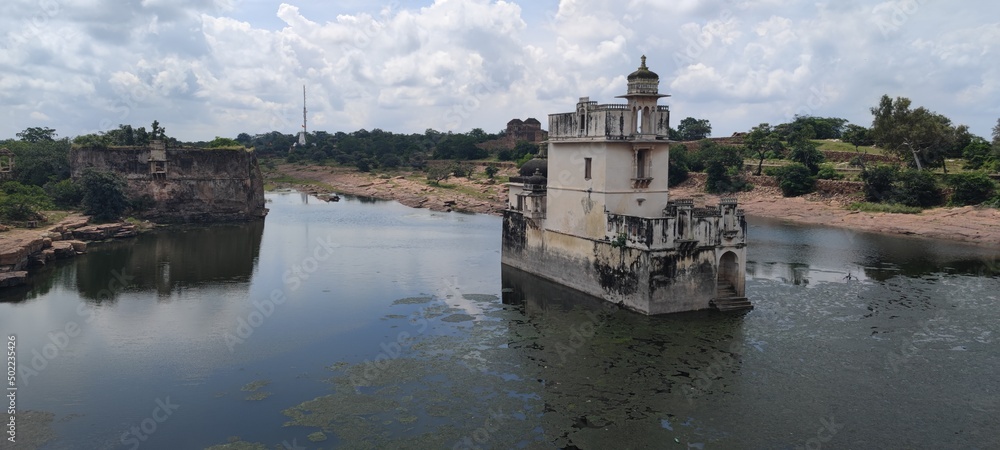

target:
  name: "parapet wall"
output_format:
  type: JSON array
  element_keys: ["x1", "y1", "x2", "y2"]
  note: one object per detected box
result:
[{"x1": 71, "y1": 146, "x2": 267, "y2": 223}]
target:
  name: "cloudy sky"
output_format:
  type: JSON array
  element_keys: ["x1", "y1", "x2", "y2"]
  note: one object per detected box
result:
[{"x1": 2, "y1": 0, "x2": 998, "y2": 141}]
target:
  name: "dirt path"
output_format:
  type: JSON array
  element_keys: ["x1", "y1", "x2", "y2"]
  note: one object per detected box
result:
[{"x1": 269, "y1": 164, "x2": 1000, "y2": 249}]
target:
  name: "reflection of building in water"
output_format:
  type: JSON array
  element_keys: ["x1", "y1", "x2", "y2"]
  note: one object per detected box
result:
[
  {"x1": 74, "y1": 221, "x2": 264, "y2": 301},
  {"x1": 502, "y1": 57, "x2": 750, "y2": 315}
]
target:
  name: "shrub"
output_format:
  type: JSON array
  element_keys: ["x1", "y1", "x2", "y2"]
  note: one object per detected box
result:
[
  {"x1": 861, "y1": 165, "x2": 899, "y2": 203},
  {"x1": 774, "y1": 163, "x2": 816, "y2": 197},
  {"x1": 894, "y1": 169, "x2": 943, "y2": 208},
  {"x1": 788, "y1": 140, "x2": 825, "y2": 175},
  {"x1": 485, "y1": 164, "x2": 499, "y2": 179},
  {"x1": 847, "y1": 202, "x2": 923, "y2": 214},
  {"x1": 44, "y1": 179, "x2": 84, "y2": 209},
  {"x1": 702, "y1": 142, "x2": 747, "y2": 193},
  {"x1": 668, "y1": 144, "x2": 690, "y2": 187},
  {"x1": 948, "y1": 172, "x2": 996, "y2": 206},
  {"x1": 81, "y1": 170, "x2": 129, "y2": 222},
  {"x1": 0, "y1": 181, "x2": 52, "y2": 221},
  {"x1": 815, "y1": 164, "x2": 844, "y2": 180}
]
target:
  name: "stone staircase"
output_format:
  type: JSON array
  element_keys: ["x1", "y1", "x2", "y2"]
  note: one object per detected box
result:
[{"x1": 710, "y1": 280, "x2": 753, "y2": 312}]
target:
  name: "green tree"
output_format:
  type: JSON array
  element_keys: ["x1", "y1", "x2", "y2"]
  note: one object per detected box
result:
[
  {"x1": 869, "y1": 95, "x2": 956, "y2": 170},
  {"x1": 773, "y1": 163, "x2": 816, "y2": 197},
  {"x1": 677, "y1": 117, "x2": 712, "y2": 141},
  {"x1": 81, "y1": 170, "x2": 129, "y2": 222},
  {"x1": 893, "y1": 169, "x2": 943, "y2": 207},
  {"x1": 668, "y1": 144, "x2": 690, "y2": 187},
  {"x1": 993, "y1": 118, "x2": 1000, "y2": 148},
  {"x1": 788, "y1": 139, "x2": 825, "y2": 175},
  {"x1": 16, "y1": 127, "x2": 57, "y2": 143},
  {"x1": 962, "y1": 137, "x2": 995, "y2": 170},
  {"x1": 485, "y1": 164, "x2": 499, "y2": 179},
  {"x1": 948, "y1": 172, "x2": 996, "y2": 206},
  {"x1": 206, "y1": 136, "x2": 242, "y2": 148},
  {"x1": 743, "y1": 123, "x2": 784, "y2": 175},
  {"x1": 6, "y1": 139, "x2": 72, "y2": 186},
  {"x1": 701, "y1": 141, "x2": 746, "y2": 193},
  {"x1": 841, "y1": 124, "x2": 872, "y2": 151},
  {"x1": 0, "y1": 181, "x2": 53, "y2": 221},
  {"x1": 860, "y1": 165, "x2": 899, "y2": 203},
  {"x1": 44, "y1": 179, "x2": 84, "y2": 209}
]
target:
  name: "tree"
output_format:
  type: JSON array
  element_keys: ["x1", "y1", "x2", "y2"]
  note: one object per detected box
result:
[
  {"x1": 869, "y1": 95, "x2": 956, "y2": 170},
  {"x1": 16, "y1": 127, "x2": 57, "y2": 143},
  {"x1": 993, "y1": 118, "x2": 1000, "y2": 148},
  {"x1": 773, "y1": 163, "x2": 816, "y2": 197},
  {"x1": 788, "y1": 139, "x2": 825, "y2": 175},
  {"x1": 860, "y1": 165, "x2": 899, "y2": 203},
  {"x1": 677, "y1": 117, "x2": 712, "y2": 141},
  {"x1": 962, "y1": 137, "x2": 995, "y2": 170},
  {"x1": 44, "y1": 179, "x2": 84, "y2": 209},
  {"x1": 206, "y1": 136, "x2": 241, "y2": 148},
  {"x1": 948, "y1": 172, "x2": 996, "y2": 206},
  {"x1": 0, "y1": 181, "x2": 52, "y2": 221},
  {"x1": 841, "y1": 124, "x2": 872, "y2": 151},
  {"x1": 81, "y1": 170, "x2": 129, "y2": 222},
  {"x1": 743, "y1": 123, "x2": 784, "y2": 175},
  {"x1": 701, "y1": 141, "x2": 746, "y2": 193},
  {"x1": 426, "y1": 165, "x2": 451, "y2": 185},
  {"x1": 668, "y1": 144, "x2": 690, "y2": 187},
  {"x1": 484, "y1": 164, "x2": 499, "y2": 179},
  {"x1": 893, "y1": 169, "x2": 943, "y2": 207},
  {"x1": 6, "y1": 139, "x2": 72, "y2": 186}
]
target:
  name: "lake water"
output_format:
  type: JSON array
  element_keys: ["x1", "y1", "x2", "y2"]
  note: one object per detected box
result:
[{"x1": 2, "y1": 191, "x2": 999, "y2": 449}]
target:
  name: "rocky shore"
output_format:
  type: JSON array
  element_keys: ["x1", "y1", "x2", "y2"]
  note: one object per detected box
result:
[
  {"x1": 0, "y1": 214, "x2": 142, "y2": 288},
  {"x1": 271, "y1": 163, "x2": 1000, "y2": 249}
]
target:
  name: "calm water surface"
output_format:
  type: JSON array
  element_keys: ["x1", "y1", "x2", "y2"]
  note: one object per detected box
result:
[{"x1": 2, "y1": 192, "x2": 999, "y2": 449}]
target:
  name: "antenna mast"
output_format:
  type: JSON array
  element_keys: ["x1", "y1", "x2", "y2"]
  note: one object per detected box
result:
[{"x1": 297, "y1": 85, "x2": 308, "y2": 146}]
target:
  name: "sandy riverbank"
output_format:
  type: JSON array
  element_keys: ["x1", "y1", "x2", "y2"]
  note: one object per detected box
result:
[{"x1": 270, "y1": 164, "x2": 1000, "y2": 249}]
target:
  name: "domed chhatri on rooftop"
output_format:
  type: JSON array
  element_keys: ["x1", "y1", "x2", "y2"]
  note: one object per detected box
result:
[
  {"x1": 625, "y1": 55, "x2": 664, "y2": 96},
  {"x1": 518, "y1": 157, "x2": 548, "y2": 178},
  {"x1": 503, "y1": 57, "x2": 749, "y2": 315}
]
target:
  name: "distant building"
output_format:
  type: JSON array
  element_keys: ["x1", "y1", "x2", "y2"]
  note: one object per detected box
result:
[
  {"x1": 505, "y1": 118, "x2": 547, "y2": 143},
  {"x1": 502, "y1": 56, "x2": 750, "y2": 315}
]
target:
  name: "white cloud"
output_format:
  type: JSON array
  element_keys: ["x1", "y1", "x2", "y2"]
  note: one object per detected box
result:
[{"x1": 0, "y1": 0, "x2": 998, "y2": 140}]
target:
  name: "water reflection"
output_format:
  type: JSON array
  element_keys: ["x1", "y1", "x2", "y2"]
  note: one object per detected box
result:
[{"x1": 747, "y1": 216, "x2": 1000, "y2": 284}]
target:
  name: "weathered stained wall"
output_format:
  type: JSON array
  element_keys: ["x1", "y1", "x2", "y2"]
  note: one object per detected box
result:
[
  {"x1": 502, "y1": 209, "x2": 740, "y2": 314},
  {"x1": 70, "y1": 146, "x2": 267, "y2": 223}
]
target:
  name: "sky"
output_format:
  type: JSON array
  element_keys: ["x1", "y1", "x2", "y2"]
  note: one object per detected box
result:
[{"x1": 1, "y1": 0, "x2": 998, "y2": 142}]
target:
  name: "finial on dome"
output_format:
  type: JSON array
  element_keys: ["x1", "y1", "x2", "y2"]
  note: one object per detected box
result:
[{"x1": 640, "y1": 55, "x2": 647, "y2": 70}]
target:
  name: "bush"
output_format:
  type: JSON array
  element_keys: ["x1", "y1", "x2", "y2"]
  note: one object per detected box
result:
[
  {"x1": 668, "y1": 144, "x2": 690, "y2": 187},
  {"x1": 788, "y1": 140, "x2": 825, "y2": 175},
  {"x1": 948, "y1": 172, "x2": 996, "y2": 206},
  {"x1": 485, "y1": 164, "x2": 499, "y2": 179},
  {"x1": 894, "y1": 169, "x2": 943, "y2": 208},
  {"x1": 702, "y1": 142, "x2": 747, "y2": 193},
  {"x1": 861, "y1": 165, "x2": 899, "y2": 203},
  {"x1": 44, "y1": 179, "x2": 84, "y2": 209},
  {"x1": 847, "y1": 202, "x2": 923, "y2": 214},
  {"x1": 81, "y1": 170, "x2": 129, "y2": 222},
  {"x1": 497, "y1": 148, "x2": 514, "y2": 161},
  {"x1": 815, "y1": 164, "x2": 844, "y2": 180},
  {"x1": 0, "y1": 181, "x2": 52, "y2": 221},
  {"x1": 774, "y1": 163, "x2": 816, "y2": 197}
]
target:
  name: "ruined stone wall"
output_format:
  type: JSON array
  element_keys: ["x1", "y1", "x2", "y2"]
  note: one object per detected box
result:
[
  {"x1": 70, "y1": 147, "x2": 267, "y2": 223},
  {"x1": 502, "y1": 210, "x2": 725, "y2": 314}
]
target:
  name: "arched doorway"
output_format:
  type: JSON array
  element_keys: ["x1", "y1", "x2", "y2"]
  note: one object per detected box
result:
[{"x1": 717, "y1": 251, "x2": 740, "y2": 297}]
